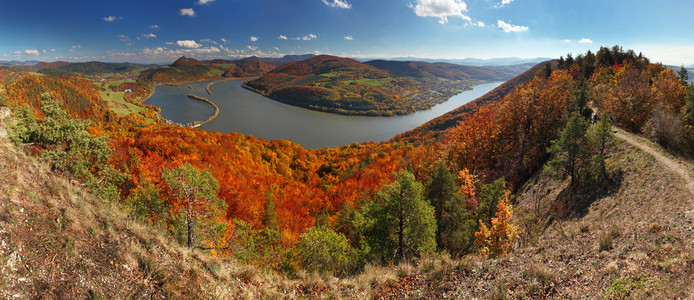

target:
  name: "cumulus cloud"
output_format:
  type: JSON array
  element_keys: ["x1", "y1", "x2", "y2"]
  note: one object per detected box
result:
[
  {"x1": 179, "y1": 8, "x2": 195, "y2": 17},
  {"x1": 220, "y1": 38, "x2": 228, "y2": 43},
  {"x1": 177, "y1": 40, "x2": 202, "y2": 48},
  {"x1": 278, "y1": 35, "x2": 288, "y2": 40},
  {"x1": 498, "y1": 0, "x2": 514, "y2": 7},
  {"x1": 142, "y1": 33, "x2": 157, "y2": 39},
  {"x1": 475, "y1": 21, "x2": 485, "y2": 27},
  {"x1": 250, "y1": 36, "x2": 259, "y2": 42},
  {"x1": 247, "y1": 45, "x2": 258, "y2": 51},
  {"x1": 579, "y1": 38, "x2": 593, "y2": 44},
  {"x1": 197, "y1": 0, "x2": 215, "y2": 4},
  {"x1": 322, "y1": 0, "x2": 351, "y2": 9},
  {"x1": 25, "y1": 49, "x2": 40, "y2": 56},
  {"x1": 301, "y1": 34, "x2": 318, "y2": 41},
  {"x1": 103, "y1": 16, "x2": 119, "y2": 22},
  {"x1": 344, "y1": 35, "x2": 353, "y2": 40},
  {"x1": 497, "y1": 20, "x2": 528, "y2": 32},
  {"x1": 410, "y1": 0, "x2": 470, "y2": 24},
  {"x1": 150, "y1": 24, "x2": 160, "y2": 29}
]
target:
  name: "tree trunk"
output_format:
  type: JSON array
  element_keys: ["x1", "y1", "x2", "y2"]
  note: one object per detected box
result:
[
  {"x1": 398, "y1": 207, "x2": 404, "y2": 262},
  {"x1": 186, "y1": 195, "x2": 193, "y2": 249}
]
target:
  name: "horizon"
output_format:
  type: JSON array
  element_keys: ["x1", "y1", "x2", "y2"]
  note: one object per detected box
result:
[{"x1": 1, "y1": 0, "x2": 694, "y2": 65}]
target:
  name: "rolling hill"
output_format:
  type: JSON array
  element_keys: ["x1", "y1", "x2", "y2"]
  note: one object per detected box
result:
[{"x1": 243, "y1": 54, "x2": 527, "y2": 116}]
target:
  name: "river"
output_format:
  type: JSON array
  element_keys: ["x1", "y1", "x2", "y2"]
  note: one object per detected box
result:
[{"x1": 145, "y1": 80, "x2": 502, "y2": 149}]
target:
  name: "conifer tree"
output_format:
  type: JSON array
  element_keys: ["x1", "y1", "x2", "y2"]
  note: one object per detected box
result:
[
  {"x1": 427, "y1": 162, "x2": 476, "y2": 255},
  {"x1": 546, "y1": 112, "x2": 590, "y2": 185},
  {"x1": 364, "y1": 171, "x2": 436, "y2": 263},
  {"x1": 163, "y1": 163, "x2": 227, "y2": 249}
]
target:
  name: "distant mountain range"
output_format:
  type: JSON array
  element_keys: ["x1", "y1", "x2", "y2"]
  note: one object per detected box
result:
[
  {"x1": 1, "y1": 55, "x2": 550, "y2": 68},
  {"x1": 363, "y1": 56, "x2": 551, "y2": 67}
]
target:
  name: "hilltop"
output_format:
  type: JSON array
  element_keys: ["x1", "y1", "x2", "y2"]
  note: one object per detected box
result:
[
  {"x1": 244, "y1": 54, "x2": 526, "y2": 116},
  {"x1": 137, "y1": 54, "x2": 315, "y2": 84}
]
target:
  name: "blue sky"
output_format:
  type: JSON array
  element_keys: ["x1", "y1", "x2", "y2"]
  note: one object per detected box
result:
[{"x1": 1, "y1": 0, "x2": 693, "y2": 65}]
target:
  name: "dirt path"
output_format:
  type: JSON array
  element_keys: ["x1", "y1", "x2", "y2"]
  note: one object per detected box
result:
[{"x1": 615, "y1": 130, "x2": 694, "y2": 196}]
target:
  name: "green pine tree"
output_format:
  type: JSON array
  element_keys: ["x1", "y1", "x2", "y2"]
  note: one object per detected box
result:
[
  {"x1": 364, "y1": 171, "x2": 436, "y2": 263},
  {"x1": 426, "y1": 161, "x2": 476, "y2": 256},
  {"x1": 162, "y1": 163, "x2": 227, "y2": 249}
]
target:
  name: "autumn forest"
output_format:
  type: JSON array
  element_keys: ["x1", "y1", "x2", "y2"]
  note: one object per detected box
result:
[{"x1": 2, "y1": 45, "x2": 694, "y2": 281}]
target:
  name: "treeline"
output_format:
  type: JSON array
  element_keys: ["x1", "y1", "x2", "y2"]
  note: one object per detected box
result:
[{"x1": 555, "y1": 45, "x2": 694, "y2": 156}]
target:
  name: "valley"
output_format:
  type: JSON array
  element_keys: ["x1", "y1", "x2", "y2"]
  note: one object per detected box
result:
[{"x1": 1, "y1": 45, "x2": 694, "y2": 299}]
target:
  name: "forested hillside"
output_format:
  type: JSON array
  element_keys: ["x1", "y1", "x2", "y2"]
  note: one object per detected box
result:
[
  {"x1": 244, "y1": 55, "x2": 525, "y2": 116},
  {"x1": 2, "y1": 46, "x2": 693, "y2": 298}
]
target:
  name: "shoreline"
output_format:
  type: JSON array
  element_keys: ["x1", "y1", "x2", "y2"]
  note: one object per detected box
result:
[
  {"x1": 186, "y1": 94, "x2": 219, "y2": 127},
  {"x1": 143, "y1": 78, "x2": 247, "y2": 128}
]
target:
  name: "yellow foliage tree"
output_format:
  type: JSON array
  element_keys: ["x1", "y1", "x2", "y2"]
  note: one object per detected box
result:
[
  {"x1": 458, "y1": 168, "x2": 475, "y2": 199},
  {"x1": 474, "y1": 191, "x2": 518, "y2": 256}
]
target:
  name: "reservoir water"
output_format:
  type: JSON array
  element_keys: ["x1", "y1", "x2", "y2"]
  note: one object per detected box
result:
[{"x1": 145, "y1": 79, "x2": 503, "y2": 149}]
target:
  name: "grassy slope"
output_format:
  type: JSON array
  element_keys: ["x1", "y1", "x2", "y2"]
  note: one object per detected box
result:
[
  {"x1": 3, "y1": 99, "x2": 693, "y2": 299},
  {"x1": 375, "y1": 130, "x2": 694, "y2": 299},
  {"x1": 100, "y1": 90, "x2": 146, "y2": 116}
]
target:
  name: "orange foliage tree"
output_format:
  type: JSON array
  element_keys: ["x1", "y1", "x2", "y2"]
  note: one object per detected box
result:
[{"x1": 474, "y1": 191, "x2": 518, "y2": 256}]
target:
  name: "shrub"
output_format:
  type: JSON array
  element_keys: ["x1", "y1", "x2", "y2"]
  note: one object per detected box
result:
[
  {"x1": 10, "y1": 93, "x2": 126, "y2": 200},
  {"x1": 295, "y1": 226, "x2": 356, "y2": 276},
  {"x1": 643, "y1": 107, "x2": 687, "y2": 153}
]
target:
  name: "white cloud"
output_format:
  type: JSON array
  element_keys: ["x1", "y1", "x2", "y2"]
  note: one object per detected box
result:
[
  {"x1": 321, "y1": 0, "x2": 351, "y2": 9},
  {"x1": 579, "y1": 38, "x2": 593, "y2": 44},
  {"x1": 13, "y1": 51, "x2": 21, "y2": 55},
  {"x1": 497, "y1": 20, "x2": 528, "y2": 33},
  {"x1": 250, "y1": 36, "x2": 259, "y2": 42},
  {"x1": 50, "y1": 49, "x2": 55, "y2": 52},
  {"x1": 179, "y1": 8, "x2": 195, "y2": 17},
  {"x1": 562, "y1": 39, "x2": 572, "y2": 43},
  {"x1": 150, "y1": 24, "x2": 160, "y2": 29},
  {"x1": 278, "y1": 35, "x2": 288, "y2": 40},
  {"x1": 177, "y1": 40, "x2": 202, "y2": 48},
  {"x1": 475, "y1": 21, "x2": 485, "y2": 27},
  {"x1": 103, "y1": 16, "x2": 118, "y2": 22},
  {"x1": 197, "y1": 0, "x2": 215, "y2": 4},
  {"x1": 119, "y1": 34, "x2": 130, "y2": 42},
  {"x1": 25, "y1": 49, "x2": 40, "y2": 56},
  {"x1": 247, "y1": 45, "x2": 258, "y2": 51},
  {"x1": 142, "y1": 33, "x2": 157, "y2": 39},
  {"x1": 221, "y1": 38, "x2": 228, "y2": 43},
  {"x1": 200, "y1": 39, "x2": 218, "y2": 45},
  {"x1": 301, "y1": 34, "x2": 318, "y2": 41},
  {"x1": 42, "y1": 49, "x2": 46, "y2": 53},
  {"x1": 344, "y1": 35, "x2": 353, "y2": 40},
  {"x1": 410, "y1": 0, "x2": 470, "y2": 24},
  {"x1": 498, "y1": 0, "x2": 514, "y2": 7},
  {"x1": 165, "y1": 42, "x2": 175, "y2": 45}
]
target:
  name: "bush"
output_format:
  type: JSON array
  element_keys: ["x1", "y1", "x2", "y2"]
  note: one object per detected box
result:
[
  {"x1": 10, "y1": 93, "x2": 126, "y2": 200},
  {"x1": 643, "y1": 107, "x2": 687, "y2": 153},
  {"x1": 295, "y1": 226, "x2": 356, "y2": 276}
]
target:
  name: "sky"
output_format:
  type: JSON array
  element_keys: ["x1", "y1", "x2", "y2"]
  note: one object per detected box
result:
[{"x1": 1, "y1": 0, "x2": 693, "y2": 65}]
